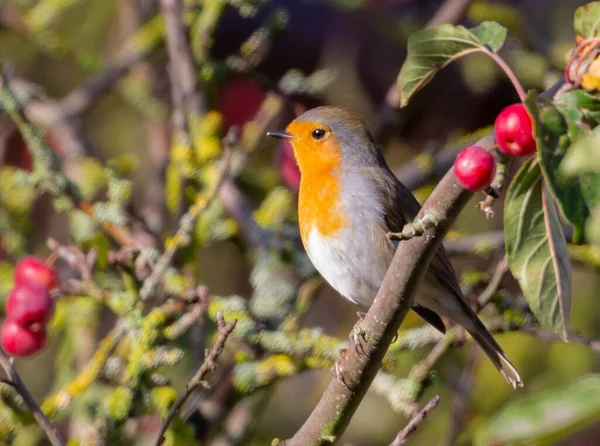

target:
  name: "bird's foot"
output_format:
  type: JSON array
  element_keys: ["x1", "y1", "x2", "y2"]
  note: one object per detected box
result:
[
  {"x1": 350, "y1": 312, "x2": 369, "y2": 356},
  {"x1": 387, "y1": 213, "x2": 438, "y2": 241},
  {"x1": 331, "y1": 348, "x2": 350, "y2": 388}
]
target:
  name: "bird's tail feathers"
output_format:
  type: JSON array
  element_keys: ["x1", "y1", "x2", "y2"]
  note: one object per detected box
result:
[{"x1": 467, "y1": 316, "x2": 523, "y2": 389}]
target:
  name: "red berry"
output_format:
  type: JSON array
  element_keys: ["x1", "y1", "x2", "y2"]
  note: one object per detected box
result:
[
  {"x1": 14, "y1": 256, "x2": 58, "y2": 290},
  {"x1": 1, "y1": 320, "x2": 47, "y2": 357},
  {"x1": 217, "y1": 77, "x2": 266, "y2": 130},
  {"x1": 277, "y1": 141, "x2": 301, "y2": 192},
  {"x1": 494, "y1": 104, "x2": 536, "y2": 156},
  {"x1": 454, "y1": 146, "x2": 497, "y2": 191},
  {"x1": 5, "y1": 282, "x2": 55, "y2": 327}
]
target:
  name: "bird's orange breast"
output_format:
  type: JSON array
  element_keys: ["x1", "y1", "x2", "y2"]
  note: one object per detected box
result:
[
  {"x1": 298, "y1": 172, "x2": 347, "y2": 243},
  {"x1": 288, "y1": 125, "x2": 349, "y2": 244}
]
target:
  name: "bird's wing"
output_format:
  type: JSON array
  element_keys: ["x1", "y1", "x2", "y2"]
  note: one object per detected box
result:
[{"x1": 364, "y1": 165, "x2": 465, "y2": 332}]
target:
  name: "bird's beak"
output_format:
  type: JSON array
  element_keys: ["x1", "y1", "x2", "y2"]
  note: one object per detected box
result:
[{"x1": 266, "y1": 130, "x2": 294, "y2": 140}]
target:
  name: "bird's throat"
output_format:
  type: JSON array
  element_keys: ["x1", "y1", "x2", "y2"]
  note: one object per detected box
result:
[{"x1": 298, "y1": 169, "x2": 347, "y2": 243}]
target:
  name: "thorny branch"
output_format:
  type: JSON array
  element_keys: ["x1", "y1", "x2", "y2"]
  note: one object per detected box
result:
[
  {"x1": 0, "y1": 348, "x2": 66, "y2": 446},
  {"x1": 153, "y1": 312, "x2": 237, "y2": 446}
]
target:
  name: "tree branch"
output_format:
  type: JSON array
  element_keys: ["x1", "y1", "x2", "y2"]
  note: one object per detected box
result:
[
  {"x1": 389, "y1": 395, "x2": 441, "y2": 446},
  {"x1": 426, "y1": 0, "x2": 474, "y2": 28},
  {"x1": 160, "y1": 0, "x2": 205, "y2": 142},
  {"x1": 153, "y1": 312, "x2": 237, "y2": 446},
  {"x1": 0, "y1": 348, "x2": 65, "y2": 446}
]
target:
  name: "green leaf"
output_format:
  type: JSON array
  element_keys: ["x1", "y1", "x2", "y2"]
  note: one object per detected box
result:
[
  {"x1": 397, "y1": 21, "x2": 507, "y2": 107},
  {"x1": 475, "y1": 375, "x2": 600, "y2": 446},
  {"x1": 561, "y1": 128, "x2": 600, "y2": 217},
  {"x1": 574, "y1": 2, "x2": 600, "y2": 38},
  {"x1": 470, "y1": 21, "x2": 507, "y2": 52},
  {"x1": 525, "y1": 93, "x2": 590, "y2": 241},
  {"x1": 504, "y1": 159, "x2": 571, "y2": 338}
]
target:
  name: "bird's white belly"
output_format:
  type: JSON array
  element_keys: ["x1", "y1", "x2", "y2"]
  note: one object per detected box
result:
[{"x1": 304, "y1": 226, "x2": 391, "y2": 308}]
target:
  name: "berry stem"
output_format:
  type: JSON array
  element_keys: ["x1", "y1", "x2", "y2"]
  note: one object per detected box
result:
[
  {"x1": 484, "y1": 48, "x2": 527, "y2": 102},
  {"x1": 573, "y1": 41, "x2": 600, "y2": 84},
  {"x1": 565, "y1": 38, "x2": 600, "y2": 82},
  {"x1": 46, "y1": 251, "x2": 59, "y2": 267}
]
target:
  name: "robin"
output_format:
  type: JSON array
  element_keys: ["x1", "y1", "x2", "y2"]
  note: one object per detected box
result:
[{"x1": 267, "y1": 106, "x2": 522, "y2": 389}]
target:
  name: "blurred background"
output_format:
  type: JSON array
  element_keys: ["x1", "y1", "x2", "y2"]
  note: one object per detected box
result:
[{"x1": 1, "y1": 0, "x2": 600, "y2": 445}]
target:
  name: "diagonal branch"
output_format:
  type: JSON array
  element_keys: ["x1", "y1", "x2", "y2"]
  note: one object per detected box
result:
[
  {"x1": 0, "y1": 348, "x2": 65, "y2": 446},
  {"x1": 389, "y1": 395, "x2": 441, "y2": 446},
  {"x1": 426, "y1": 0, "x2": 474, "y2": 28}
]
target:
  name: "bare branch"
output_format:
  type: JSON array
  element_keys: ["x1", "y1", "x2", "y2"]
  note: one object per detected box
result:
[
  {"x1": 476, "y1": 255, "x2": 509, "y2": 310},
  {"x1": 425, "y1": 0, "x2": 474, "y2": 28},
  {"x1": 160, "y1": 0, "x2": 205, "y2": 142},
  {"x1": 0, "y1": 348, "x2": 65, "y2": 446},
  {"x1": 153, "y1": 312, "x2": 237, "y2": 446},
  {"x1": 389, "y1": 395, "x2": 441, "y2": 446}
]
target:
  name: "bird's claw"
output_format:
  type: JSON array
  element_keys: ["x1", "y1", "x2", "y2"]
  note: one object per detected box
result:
[
  {"x1": 350, "y1": 312, "x2": 369, "y2": 356},
  {"x1": 331, "y1": 313, "x2": 371, "y2": 389},
  {"x1": 332, "y1": 348, "x2": 350, "y2": 388}
]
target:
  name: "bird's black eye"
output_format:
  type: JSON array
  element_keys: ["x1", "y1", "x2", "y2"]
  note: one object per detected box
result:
[{"x1": 312, "y1": 128, "x2": 326, "y2": 140}]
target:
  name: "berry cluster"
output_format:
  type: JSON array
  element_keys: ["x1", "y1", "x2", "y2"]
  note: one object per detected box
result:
[
  {"x1": 2, "y1": 257, "x2": 58, "y2": 357},
  {"x1": 454, "y1": 103, "x2": 535, "y2": 191}
]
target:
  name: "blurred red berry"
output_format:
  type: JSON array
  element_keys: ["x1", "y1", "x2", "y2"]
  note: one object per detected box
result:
[
  {"x1": 6, "y1": 281, "x2": 55, "y2": 327},
  {"x1": 14, "y1": 256, "x2": 58, "y2": 290},
  {"x1": 495, "y1": 104, "x2": 536, "y2": 156},
  {"x1": 4, "y1": 130, "x2": 64, "y2": 171},
  {"x1": 454, "y1": 146, "x2": 497, "y2": 191},
  {"x1": 277, "y1": 140, "x2": 301, "y2": 192},
  {"x1": 217, "y1": 77, "x2": 266, "y2": 130},
  {"x1": 1, "y1": 320, "x2": 47, "y2": 357}
]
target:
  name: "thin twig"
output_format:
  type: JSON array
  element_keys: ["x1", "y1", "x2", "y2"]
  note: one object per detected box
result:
[
  {"x1": 426, "y1": 0, "x2": 474, "y2": 28},
  {"x1": 476, "y1": 255, "x2": 509, "y2": 310},
  {"x1": 445, "y1": 345, "x2": 479, "y2": 446},
  {"x1": 160, "y1": 0, "x2": 205, "y2": 141},
  {"x1": 389, "y1": 395, "x2": 441, "y2": 446},
  {"x1": 153, "y1": 312, "x2": 237, "y2": 446},
  {"x1": 140, "y1": 135, "x2": 235, "y2": 300},
  {"x1": 523, "y1": 326, "x2": 600, "y2": 354},
  {"x1": 0, "y1": 348, "x2": 66, "y2": 446}
]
